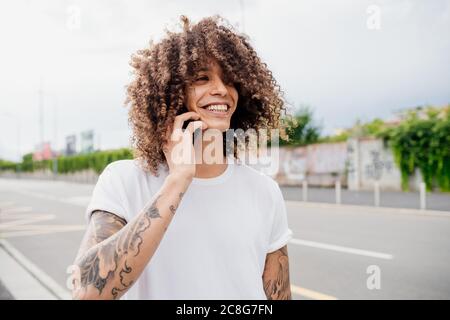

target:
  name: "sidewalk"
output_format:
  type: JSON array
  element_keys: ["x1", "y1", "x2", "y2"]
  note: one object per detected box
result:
[
  {"x1": 280, "y1": 186, "x2": 450, "y2": 212},
  {"x1": 0, "y1": 239, "x2": 71, "y2": 300},
  {"x1": 0, "y1": 280, "x2": 14, "y2": 300}
]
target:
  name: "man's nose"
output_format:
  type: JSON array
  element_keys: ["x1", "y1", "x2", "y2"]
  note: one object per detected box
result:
[{"x1": 210, "y1": 78, "x2": 227, "y2": 96}]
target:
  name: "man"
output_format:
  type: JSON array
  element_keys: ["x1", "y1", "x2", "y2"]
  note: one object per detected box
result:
[{"x1": 72, "y1": 15, "x2": 293, "y2": 300}]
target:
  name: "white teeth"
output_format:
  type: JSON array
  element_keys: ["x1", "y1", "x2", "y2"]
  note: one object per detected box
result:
[{"x1": 205, "y1": 104, "x2": 228, "y2": 112}]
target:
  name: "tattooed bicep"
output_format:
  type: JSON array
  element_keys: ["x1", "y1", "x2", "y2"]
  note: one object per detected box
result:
[
  {"x1": 90, "y1": 210, "x2": 127, "y2": 240},
  {"x1": 76, "y1": 210, "x2": 127, "y2": 260}
]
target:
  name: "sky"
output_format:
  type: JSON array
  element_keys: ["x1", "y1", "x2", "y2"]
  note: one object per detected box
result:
[{"x1": 0, "y1": 0, "x2": 449, "y2": 161}]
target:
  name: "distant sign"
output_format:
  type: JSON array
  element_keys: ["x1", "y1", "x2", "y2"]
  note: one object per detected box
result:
[
  {"x1": 81, "y1": 130, "x2": 94, "y2": 154},
  {"x1": 66, "y1": 135, "x2": 77, "y2": 156},
  {"x1": 33, "y1": 142, "x2": 53, "y2": 161}
]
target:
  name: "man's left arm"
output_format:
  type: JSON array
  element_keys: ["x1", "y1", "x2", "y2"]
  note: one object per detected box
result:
[{"x1": 262, "y1": 245, "x2": 292, "y2": 300}]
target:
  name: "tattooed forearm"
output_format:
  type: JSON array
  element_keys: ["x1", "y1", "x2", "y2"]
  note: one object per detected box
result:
[
  {"x1": 73, "y1": 173, "x2": 191, "y2": 300},
  {"x1": 169, "y1": 192, "x2": 184, "y2": 215},
  {"x1": 73, "y1": 174, "x2": 192, "y2": 299},
  {"x1": 111, "y1": 261, "x2": 133, "y2": 299},
  {"x1": 145, "y1": 195, "x2": 162, "y2": 219},
  {"x1": 75, "y1": 197, "x2": 161, "y2": 298},
  {"x1": 262, "y1": 245, "x2": 291, "y2": 300}
]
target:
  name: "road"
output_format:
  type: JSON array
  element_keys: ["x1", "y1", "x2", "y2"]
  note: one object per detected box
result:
[{"x1": 1, "y1": 178, "x2": 450, "y2": 299}]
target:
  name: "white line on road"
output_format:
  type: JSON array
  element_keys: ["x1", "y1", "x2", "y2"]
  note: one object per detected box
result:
[
  {"x1": 290, "y1": 238, "x2": 394, "y2": 260},
  {"x1": 15, "y1": 190, "x2": 90, "y2": 207},
  {"x1": 0, "y1": 201, "x2": 15, "y2": 208},
  {"x1": 0, "y1": 239, "x2": 72, "y2": 300},
  {"x1": 291, "y1": 285, "x2": 337, "y2": 300},
  {"x1": 0, "y1": 244, "x2": 56, "y2": 300},
  {"x1": 0, "y1": 206, "x2": 33, "y2": 213},
  {"x1": 286, "y1": 200, "x2": 450, "y2": 218},
  {"x1": 2, "y1": 226, "x2": 85, "y2": 238}
]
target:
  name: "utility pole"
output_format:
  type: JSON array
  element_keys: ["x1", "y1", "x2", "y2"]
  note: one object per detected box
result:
[
  {"x1": 38, "y1": 77, "x2": 44, "y2": 152},
  {"x1": 52, "y1": 96, "x2": 58, "y2": 177}
]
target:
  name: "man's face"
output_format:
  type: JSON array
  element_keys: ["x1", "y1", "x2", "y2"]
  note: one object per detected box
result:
[{"x1": 185, "y1": 59, "x2": 238, "y2": 132}]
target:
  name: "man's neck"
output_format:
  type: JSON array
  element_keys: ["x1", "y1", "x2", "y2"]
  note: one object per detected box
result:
[
  {"x1": 194, "y1": 137, "x2": 228, "y2": 178},
  {"x1": 194, "y1": 157, "x2": 228, "y2": 178}
]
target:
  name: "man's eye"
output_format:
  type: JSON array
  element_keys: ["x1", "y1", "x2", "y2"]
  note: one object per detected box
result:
[{"x1": 196, "y1": 76, "x2": 208, "y2": 81}]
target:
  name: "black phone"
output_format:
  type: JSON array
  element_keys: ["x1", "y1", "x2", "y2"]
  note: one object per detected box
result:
[
  {"x1": 181, "y1": 119, "x2": 201, "y2": 145},
  {"x1": 177, "y1": 107, "x2": 200, "y2": 144},
  {"x1": 182, "y1": 119, "x2": 194, "y2": 130}
]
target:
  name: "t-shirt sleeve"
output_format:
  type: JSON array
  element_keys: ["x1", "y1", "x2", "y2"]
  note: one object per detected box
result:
[
  {"x1": 267, "y1": 182, "x2": 293, "y2": 253},
  {"x1": 85, "y1": 164, "x2": 128, "y2": 223}
]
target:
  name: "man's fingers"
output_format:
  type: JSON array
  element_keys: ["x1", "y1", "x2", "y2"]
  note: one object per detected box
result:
[
  {"x1": 173, "y1": 112, "x2": 200, "y2": 130},
  {"x1": 169, "y1": 120, "x2": 207, "y2": 142},
  {"x1": 185, "y1": 120, "x2": 206, "y2": 134}
]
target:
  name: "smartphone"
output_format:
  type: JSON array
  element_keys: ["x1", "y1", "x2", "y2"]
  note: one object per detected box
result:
[
  {"x1": 182, "y1": 119, "x2": 194, "y2": 130},
  {"x1": 181, "y1": 119, "x2": 201, "y2": 146},
  {"x1": 178, "y1": 107, "x2": 200, "y2": 144}
]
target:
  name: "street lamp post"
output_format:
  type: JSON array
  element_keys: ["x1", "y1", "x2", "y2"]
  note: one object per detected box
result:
[{"x1": 0, "y1": 113, "x2": 21, "y2": 175}]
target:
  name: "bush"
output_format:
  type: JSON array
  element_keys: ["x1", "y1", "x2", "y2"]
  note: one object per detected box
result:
[
  {"x1": 381, "y1": 106, "x2": 450, "y2": 192},
  {"x1": 0, "y1": 148, "x2": 134, "y2": 175}
]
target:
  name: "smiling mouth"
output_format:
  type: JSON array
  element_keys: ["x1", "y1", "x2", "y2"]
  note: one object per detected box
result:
[{"x1": 199, "y1": 103, "x2": 231, "y2": 116}]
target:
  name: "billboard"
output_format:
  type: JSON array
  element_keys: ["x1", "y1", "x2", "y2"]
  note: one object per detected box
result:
[
  {"x1": 65, "y1": 135, "x2": 77, "y2": 156},
  {"x1": 80, "y1": 130, "x2": 94, "y2": 154}
]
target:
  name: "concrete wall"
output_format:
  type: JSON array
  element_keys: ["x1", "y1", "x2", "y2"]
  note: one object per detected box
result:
[
  {"x1": 269, "y1": 142, "x2": 347, "y2": 187},
  {"x1": 256, "y1": 138, "x2": 421, "y2": 191},
  {"x1": 347, "y1": 138, "x2": 402, "y2": 191}
]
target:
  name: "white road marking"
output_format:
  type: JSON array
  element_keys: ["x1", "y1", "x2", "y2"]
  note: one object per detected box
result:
[
  {"x1": 0, "y1": 201, "x2": 14, "y2": 208},
  {"x1": 291, "y1": 285, "x2": 337, "y2": 300},
  {"x1": 286, "y1": 200, "x2": 450, "y2": 218},
  {"x1": 0, "y1": 239, "x2": 71, "y2": 300},
  {"x1": 0, "y1": 204, "x2": 85, "y2": 238},
  {"x1": 0, "y1": 214, "x2": 55, "y2": 228},
  {"x1": 0, "y1": 206, "x2": 33, "y2": 213},
  {"x1": 290, "y1": 238, "x2": 394, "y2": 260},
  {"x1": 2, "y1": 226, "x2": 85, "y2": 238},
  {"x1": 15, "y1": 190, "x2": 90, "y2": 207}
]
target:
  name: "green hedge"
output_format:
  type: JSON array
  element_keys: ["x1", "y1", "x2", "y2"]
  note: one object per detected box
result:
[
  {"x1": 0, "y1": 148, "x2": 134, "y2": 174},
  {"x1": 380, "y1": 106, "x2": 450, "y2": 192},
  {"x1": 0, "y1": 159, "x2": 17, "y2": 171}
]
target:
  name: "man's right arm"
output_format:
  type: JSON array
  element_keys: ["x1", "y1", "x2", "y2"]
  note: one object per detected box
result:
[{"x1": 72, "y1": 172, "x2": 192, "y2": 300}]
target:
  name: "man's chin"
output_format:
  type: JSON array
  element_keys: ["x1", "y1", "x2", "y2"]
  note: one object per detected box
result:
[{"x1": 203, "y1": 121, "x2": 230, "y2": 132}]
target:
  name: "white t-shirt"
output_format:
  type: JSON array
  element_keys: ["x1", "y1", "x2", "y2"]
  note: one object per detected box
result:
[{"x1": 85, "y1": 159, "x2": 293, "y2": 300}]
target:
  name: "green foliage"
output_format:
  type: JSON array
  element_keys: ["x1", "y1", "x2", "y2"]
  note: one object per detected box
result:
[
  {"x1": 381, "y1": 106, "x2": 450, "y2": 192},
  {"x1": 319, "y1": 131, "x2": 350, "y2": 143},
  {"x1": 0, "y1": 148, "x2": 134, "y2": 174},
  {"x1": 280, "y1": 106, "x2": 321, "y2": 147},
  {"x1": 0, "y1": 159, "x2": 17, "y2": 171},
  {"x1": 321, "y1": 118, "x2": 389, "y2": 143}
]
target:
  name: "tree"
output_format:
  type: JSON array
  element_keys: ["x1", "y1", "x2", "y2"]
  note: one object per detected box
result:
[{"x1": 280, "y1": 106, "x2": 321, "y2": 147}]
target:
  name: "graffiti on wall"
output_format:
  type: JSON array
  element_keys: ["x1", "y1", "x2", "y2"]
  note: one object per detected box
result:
[
  {"x1": 256, "y1": 138, "x2": 403, "y2": 190},
  {"x1": 364, "y1": 150, "x2": 395, "y2": 181}
]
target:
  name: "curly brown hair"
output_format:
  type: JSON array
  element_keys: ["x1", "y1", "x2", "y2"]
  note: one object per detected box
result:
[{"x1": 125, "y1": 15, "x2": 290, "y2": 175}]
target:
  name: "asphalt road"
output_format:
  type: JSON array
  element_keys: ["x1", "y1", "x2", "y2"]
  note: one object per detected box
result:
[{"x1": 1, "y1": 178, "x2": 450, "y2": 300}]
